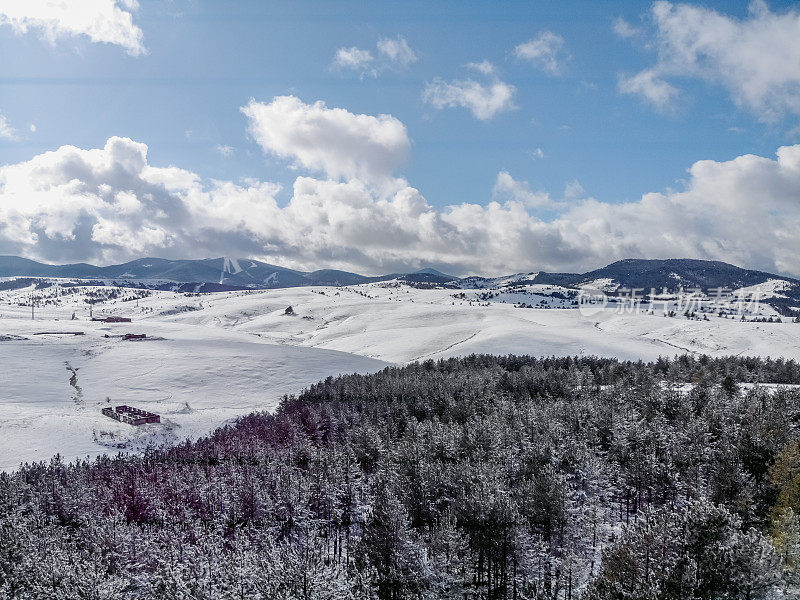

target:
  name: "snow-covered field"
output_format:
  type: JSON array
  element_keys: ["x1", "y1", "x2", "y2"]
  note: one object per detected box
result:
[{"x1": 1, "y1": 278, "x2": 799, "y2": 470}]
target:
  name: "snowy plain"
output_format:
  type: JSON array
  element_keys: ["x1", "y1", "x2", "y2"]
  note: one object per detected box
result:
[{"x1": 1, "y1": 279, "x2": 798, "y2": 470}]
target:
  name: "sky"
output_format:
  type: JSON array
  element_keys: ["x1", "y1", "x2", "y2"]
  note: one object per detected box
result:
[{"x1": 1, "y1": 0, "x2": 800, "y2": 277}]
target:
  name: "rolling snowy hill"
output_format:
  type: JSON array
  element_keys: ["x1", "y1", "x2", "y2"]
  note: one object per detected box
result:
[{"x1": 2, "y1": 271, "x2": 800, "y2": 469}]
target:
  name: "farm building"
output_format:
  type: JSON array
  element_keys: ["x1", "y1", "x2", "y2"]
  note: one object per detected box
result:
[{"x1": 102, "y1": 405, "x2": 161, "y2": 426}]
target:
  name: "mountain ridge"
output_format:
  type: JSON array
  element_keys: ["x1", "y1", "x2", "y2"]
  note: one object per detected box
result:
[{"x1": 1, "y1": 255, "x2": 798, "y2": 300}]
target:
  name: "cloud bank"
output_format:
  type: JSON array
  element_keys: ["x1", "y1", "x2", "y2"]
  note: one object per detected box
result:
[
  {"x1": 2, "y1": 97, "x2": 800, "y2": 277},
  {"x1": 0, "y1": 0, "x2": 145, "y2": 56}
]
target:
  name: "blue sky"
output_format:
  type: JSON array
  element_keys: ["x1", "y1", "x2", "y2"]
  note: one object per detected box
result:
[{"x1": 1, "y1": 1, "x2": 800, "y2": 276}]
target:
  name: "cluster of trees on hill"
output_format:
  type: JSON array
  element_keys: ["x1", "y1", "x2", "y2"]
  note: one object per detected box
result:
[{"x1": 2, "y1": 354, "x2": 800, "y2": 599}]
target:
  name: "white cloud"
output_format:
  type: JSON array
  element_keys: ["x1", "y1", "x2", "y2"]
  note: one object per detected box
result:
[
  {"x1": 332, "y1": 46, "x2": 376, "y2": 77},
  {"x1": 241, "y1": 95, "x2": 410, "y2": 186},
  {"x1": 564, "y1": 180, "x2": 585, "y2": 198},
  {"x1": 0, "y1": 137, "x2": 568, "y2": 273},
  {"x1": 514, "y1": 31, "x2": 567, "y2": 75},
  {"x1": 493, "y1": 172, "x2": 552, "y2": 209},
  {"x1": 466, "y1": 60, "x2": 496, "y2": 76},
  {"x1": 0, "y1": 0, "x2": 145, "y2": 56},
  {"x1": 613, "y1": 17, "x2": 641, "y2": 39},
  {"x1": 376, "y1": 36, "x2": 417, "y2": 66},
  {"x1": 216, "y1": 144, "x2": 235, "y2": 158},
  {"x1": 333, "y1": 35, "x2": 417, "y2": 78},
  {"x1": 620, "y1": 1, "x2": 800, "y2": 121},
  {"x1": 29, "y1": 124, "x2": 36, "y2": 133},
  {"x1": 0, "y1": 136, "x2": 283, "y2": 264},
  {"x1": 423, "y1": 62, "x2": 516, "y2": 121},
  {"x1": 530, "y1": 147, "x2": 545, "y2": 159},
  {"x1": 0, "y1": 113, "x2": 17, "y2": 140},
  {"x1": 618, "y1": 68, "x2": 680, "y2": 111},
  {"x1": 553, "y1": 145, "x2": 800, "y2": 275},
  {"x1": 489, "y1": 146, "x2": 800, "y2": 276}
]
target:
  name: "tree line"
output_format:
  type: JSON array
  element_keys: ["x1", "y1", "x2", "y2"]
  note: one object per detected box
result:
[{"x1": 1, "y1": 354, "x2": 800, "y2": 599}]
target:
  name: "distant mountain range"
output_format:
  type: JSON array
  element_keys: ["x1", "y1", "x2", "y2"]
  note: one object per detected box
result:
[
  {"x1": 480, "y1": 258, "x2": 800, "y2": 314},
  {"x1": 477, "y1": 258, "x2": 797, "y2": 293},
  {"x1": 0, "y1": 256, "x2": 457, "y2": 290},
  {"x1": 534, "y1": 259, "x2": 798, "y2": 292},
  {"x1": 1, "y1": 256, "x2": 798, "y2": 310}
]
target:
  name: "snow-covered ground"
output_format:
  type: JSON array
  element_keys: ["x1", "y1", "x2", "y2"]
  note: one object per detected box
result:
[
  {"x1": 1, "y1": 278, "x2": 799, "y2": 470},
  {"x1": 733, "y1": 278, "x2": 794, "y2": 299}
]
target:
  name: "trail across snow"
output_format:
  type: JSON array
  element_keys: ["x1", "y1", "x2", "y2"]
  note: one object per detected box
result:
[
  {"x1": 1, "y1": 280, "x2": 799, "y2": 469},
  {"x1": 0, "y1": 312, "x2": 387, "y2": 470}
]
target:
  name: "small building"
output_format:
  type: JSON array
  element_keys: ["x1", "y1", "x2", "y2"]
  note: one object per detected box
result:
[
  {"x1": 92, "y1": 316, "x2": 132, "y2": 323},
  {"x1": 102, "y1": 405, "x2": 160, "y2": 426},
  {"x1": 122, "y1": 333, "x2": 146, "y2": 340}
]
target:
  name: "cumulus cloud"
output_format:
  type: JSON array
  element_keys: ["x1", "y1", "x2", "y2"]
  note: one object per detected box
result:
[
  {"x1": 0, "y1": 113, "x2": 17, "y2": 140},
  {"x1": 0, "y1": 0, "x2": 145, "y2": 56},
  {"x1": 556, "y1": 146, "x2": 800, "y2": 275},
  {"x1": 333, "y1": 35, "x2": 417, "y2": 78},
  {"x1": 0, "y1": 136, "x2": 312, "y2": 265},
  {"x1": 0, "y1": 135, "x2": 437, "y2": 271},
  {"x1": 4, "y1": 103, "x2": 800, "y2": 276},
  {"x1": 216, "y1": 144, "x2": 235, "y2": 158},
  {"x1": 620, "y1": 1, "x2": 800, "y2": 121},
  {"x1": 241, "y1": 95, "x2": 410, "y2": 186},
  {"x1": 514, "y1": 31, "x2": 567, "y2": 75},
  {"x1": 423, "y1": 62, "x2": 516, "y2": 121}
]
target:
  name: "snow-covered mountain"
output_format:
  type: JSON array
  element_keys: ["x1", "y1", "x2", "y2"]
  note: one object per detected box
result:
[
  {"x1": 533, "y1": 259, "x2": 800, "y2": 313},
  {"x1": 1, "y1": 256, "x2": 798, "y2": 306},
  {"x1": 543, "y1": 258, "x2": 798, "y2": 293},
  {"x1": 0, "y1": 256, "x2": 312, "y2": 288},
  {"x1": 0, "y1": 256, "x2": 462, "y2": 290}
]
